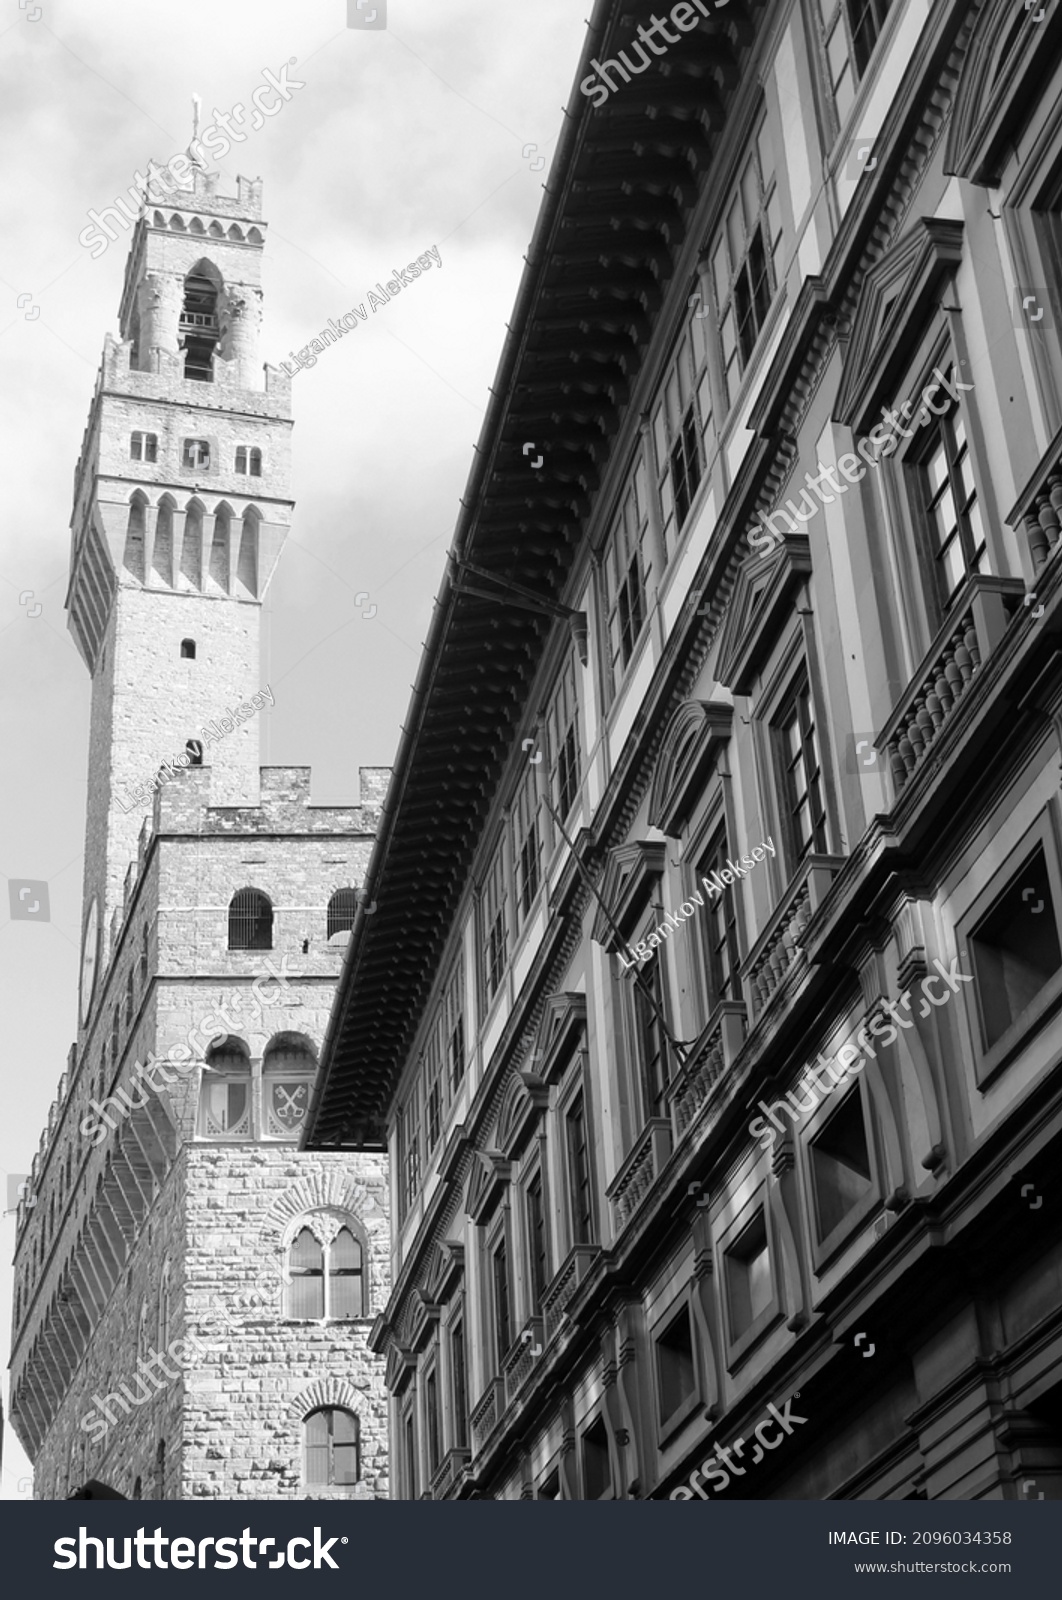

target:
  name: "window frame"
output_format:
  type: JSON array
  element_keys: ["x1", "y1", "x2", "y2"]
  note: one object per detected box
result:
[
  {"x1": 545, "y1": 650, "x2": 582, "y2": 828},
  {"x1": 181, "y1": 437, "x2": 212, "y2": 471},
  {"x1": 703, "y1": 106, "x2": 785, "y2": 417},
  {"x1": 956, "y1": 808, "x2": 1062, "y2": 1087},
  {"x1": 284, "y1": 1217, "x2": 366, "y2": 1322},
  {"x1": 719, "y1": 1197, "x2": 782, "y2": 1368},
  {"x1": 908, "y1": 381, "x2": 988, "y2": 616},
  {"x1": 524, "y1": 1167, "x2": 549, "y2": 1315},
  {"x1": 563, "y1": 1085, "x2": 596, "y2": 1249},
  {"x1": 771, "y1": 668, "x2": 830, "y2": 874},
  {"x1": 480, "y1": 835, "x2": 510, "y2": 1008},
  {"x1": 600, "y1": 451, "x2": 653, "y2": 690},
  {"x1": 813, "y1": 0, "x2": 897, "y2": 138},
  {"x1": 304, "y1": 1406, "x2": 360, "y2": 1489},
  {"x1": 130, "y1": 431, "x2": 158, "y2": 463},
  {"x1": 652, "y1": 1291, "x2": 701, "y2": 1442},
  {"x1": 801, "y1": 1077, "x2": 883, "y2": 1269}
]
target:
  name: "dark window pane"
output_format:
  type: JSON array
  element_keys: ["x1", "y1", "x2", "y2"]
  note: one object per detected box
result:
[
  {"x1": 810, "y1": 1088, "x2": 873, "y2": 1241},
  {"x1": 970, "y1": 847, "x2": 1062, "y2": 1048},
  {"x1": 725, "y1": 1211, "x2": 772, "y2": 1340},
  {"x1": 656, "y1": 1305, "x2": 696, "y2": 1423},
  {"x1": 582, "y1": 1419, "x2": 612, "y2": 1499}
]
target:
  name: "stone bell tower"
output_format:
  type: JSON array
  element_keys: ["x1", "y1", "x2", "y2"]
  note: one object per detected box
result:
[{"x1": 10, "y1": 168, "x2": 390, "y2": 1502}]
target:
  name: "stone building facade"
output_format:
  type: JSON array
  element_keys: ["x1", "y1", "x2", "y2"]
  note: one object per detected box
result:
[
  {"x1": 307, "y1": 0, "x2": 1062, "y2": 1501},
  {"x1": 9, "y1": 166, "x2": 389, "y2": 1499}
]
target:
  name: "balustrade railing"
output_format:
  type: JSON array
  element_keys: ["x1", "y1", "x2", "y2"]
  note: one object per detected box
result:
[
  {"x1": 876, "y1": 575, "x2": 1023, "y2": 793},
  {"x1": 606, "y1": 1118, "x2": 671, "y2": 1236},
  {"x1": 742, "y1": 856, "x2": 844, "y2": 1020}
]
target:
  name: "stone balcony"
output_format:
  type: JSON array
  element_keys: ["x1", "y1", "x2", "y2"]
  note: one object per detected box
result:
[
  {"x1": 877, "y1": 574, "x2": 1024, "y2": 795},
  {"x1": 429, "y1": 1446, "x2": 470, "y2": 1501},
  {"x1": 606, "y1": 1117, "x2": 672, "y2": 1237},
  {"x1": 502, "y1": 1315, "x2": 545, "y2": 1408},
  {"x1": 666, "y1": 1001, "x2": 746, "y2": 1141},
  {"x1": 541, "y1": 1244, "x2": 601, "y2": 1343},
  {"x1": 470, "y1": 1375, "x2": 504, "y2": 1459},
  {"x1": 741, "y1": 855, "x2": 845, "y2": 1021}
]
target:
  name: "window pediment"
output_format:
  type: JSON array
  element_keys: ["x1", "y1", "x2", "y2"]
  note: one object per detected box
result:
[
  {"x1": 647, "y1": 701, "x2": 734, "y2": 837},
  {"x1": 834, "y1": 219, "x2": 964, "y2": 433},
  {"x1": 591, "y1": 842, "x2": 666, "y2": 952},
  {"x1": 497, "y1": 1069, "x2": 550, "y2": 1160},
  {"x1": 944, "y1": 0, "x2": 1061, "y2": 185},
  {"x1": 528, "y1": 991, "x2": 587, "y2": 1085},
  {"x1": 715, "y1": 535, "x2": 812, "y2": 695},
  {"x1": 466, "y1": 1149, "x2": 512, "y2": 1224}
]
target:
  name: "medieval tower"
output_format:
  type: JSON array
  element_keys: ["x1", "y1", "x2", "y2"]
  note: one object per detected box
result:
[{"x1": 7, "y1": 164, "x2": 390, "y2": 1499}]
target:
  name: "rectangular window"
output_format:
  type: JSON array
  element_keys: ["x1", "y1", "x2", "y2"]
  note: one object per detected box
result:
[
  {"x1": 424, "y1": 1032, "x2": 443, "y2": 1153},
  {"x1": 425, "y1": 1368, "x2": 442, "y2": 1475},
  {"x1": 182, "y1": 438, "x2": 211, "y2": 470},
  {"x1": 512, "y1": 765, "x2": 542, "y2": 925},
  {"x1": 655, "y1": 1303, "x2": 697, "y2": 1427},
  {"x1": 450, "y1": 1319, "x2": 468, "y2": 1450},
  {"x1": 398, "y1": 1084, "x2": 422, "y2": 1220},
  {"x1": 526, "y1": 1172, "x2": 548, "y2": 1311},
  {"x1": 916, "y1": 388, "x2": 986, "y2": 610},
  {"x1": 131, "y1": 431, "x2": 158, "y2": 463},
  {"x1": 603, "y1": 457, "x2": 651, "y2": 684},
  {"x1": 652, "y1": 324, "x2": 713, "y2": 557},
  {"x1": 546, "y1": 654, "x2": 582, "y2": 823},
  {"x1": 566, "y1": 1094, "x2": 594, "y2": 1246},
  {"x1": 816, "y1": 0, "x2": 894, "y2": 124},
  {"x1": 581, "y1": 1418, "x2": 612, "y2": 1499},
  {"x1": 632, "y1": 952, "x2": 671, "y2": 1121},
  {"x1": 482, "y1": 843, "x2": 509, "y2": 1002},
  {"x1": 725, "y1": 1209, "x2": 772, "y2": 1343},
  {"x1": 492, "y1": 1239, "x2": 512, "y2": 1365},
  {"x1": 709, "y1": 116, "x2": 784, "y2": 410},
  {"x1": 404, "y1": 1409, "x2": 417, "y2": 1499},
  {"x1": 776, "y1": 676, "x2": 828, "y2": 867},
  {"x1": 809, "y1": 1086, "x2": 874, "y2": 1245},
  {"x1": 445, "y1": 961, "x2": 465, "y2": 1095},
  {"x1": 699, "y1": 828, "x2": 741, "y2": 1010},
  {"x1": 969, "y1": 844, "x2": 1062, "y2": 1051}
]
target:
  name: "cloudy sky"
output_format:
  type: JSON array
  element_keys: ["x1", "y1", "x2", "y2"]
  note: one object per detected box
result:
[{"x1": 0, "y1": 0, "x2": 589, "y2": 1496}]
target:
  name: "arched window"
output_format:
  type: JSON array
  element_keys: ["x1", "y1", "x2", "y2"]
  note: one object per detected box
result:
[
  {"x1": 327, "y1": 888, "x2": 358, "y2": 942},
  {"x1": 262, "y1": 1033, "x2": 315, "y2": 1138},
  {"x1": 209, "y1": 503, "x2": 231, "y2": 593},
  {"x1": 180, "y1": 639, "x2": 196, "y2": 659},
  {"x1": 228, "y1": 888, "x2": 273, "y2": 951},
  {"x1": 185, "y1": 739, "x2": 204, "y2": 766},
  {"x1": 237, "y1": 507, "x2": 259, "y2": 597},
  {"x1": 285, "y1": 1214, "x2": 365, "y2": 1320},
  {"x1": 110, "y1": 1007, "x2": 120, "y2": 1070},
  {"x1": 288, "y1": 1228, "x2": 324, "y2": 1318},
  {"x1": 125, "y1": 967, "x2": 134, "y2": 1029},
  {"x1": 181, "y1": 501, "x2": 203, "y2": 589},
  {"x1": 181, "y1": 262, "x2": 220, "y2": 381},
  {"x1": 199, "y1": 1037, "x2": 252, "y2": 1138},
  {"x1": 139, "y1": 922, "x2": 149, "y2": 991},
  {"x1": 124, "y1": 494, "x2": 147, "y2": 581},
  {"x1": 153, "y1": 497, "x2": 175, "y2": 587},
  {"x1": 331, "y1": 1228, "x2": 364, "y2": 1319},
  {"x1": 304, "y1": 1408, "x2": 359, "y2": 1488}
]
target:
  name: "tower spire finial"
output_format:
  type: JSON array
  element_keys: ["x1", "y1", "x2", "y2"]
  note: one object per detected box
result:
[{"x1": 188, "y1": 92, "x2": 207, "y2": 170}]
